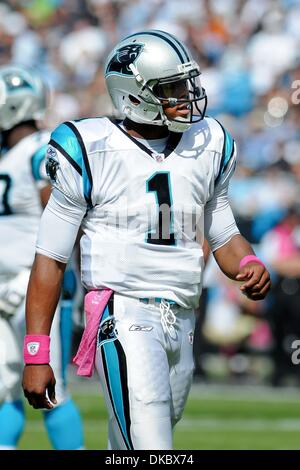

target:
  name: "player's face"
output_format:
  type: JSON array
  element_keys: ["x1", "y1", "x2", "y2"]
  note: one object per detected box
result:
[{"x1": 154, "y1": 79, "x2": 191, "y2": 121}]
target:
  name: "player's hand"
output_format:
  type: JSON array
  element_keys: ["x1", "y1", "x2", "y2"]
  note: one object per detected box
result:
[
  {"x1": 236, "y1": 262, "x2": 271, "y2": 301},
  {"x1": 22, "y1": 364, "x2": 57, "y2": 409}
]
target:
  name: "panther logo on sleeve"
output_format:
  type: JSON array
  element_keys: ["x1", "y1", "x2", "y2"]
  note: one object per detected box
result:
[
  {"x1": 106, "y1": 44, "x2": 144, "y2": 75},
  {"x1": 46, "y1": 146, "x2": 59, "y2": 182}
]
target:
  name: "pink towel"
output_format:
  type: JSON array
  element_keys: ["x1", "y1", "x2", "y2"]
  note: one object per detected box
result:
[{"x1": 73, "y1": 289, "x2": 113, "y2": 377}]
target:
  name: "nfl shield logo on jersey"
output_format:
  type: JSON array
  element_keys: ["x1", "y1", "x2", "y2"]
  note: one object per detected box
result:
[{"x1": 27, "y1": 342, "x2": 40, "y2": 356}]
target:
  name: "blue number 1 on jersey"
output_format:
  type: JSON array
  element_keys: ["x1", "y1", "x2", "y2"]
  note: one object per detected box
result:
[{"x1": 146, "y1": 171, "x2": 176, "y2": 246}]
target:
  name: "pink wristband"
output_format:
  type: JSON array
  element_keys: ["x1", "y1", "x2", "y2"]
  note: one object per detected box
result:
[
  {"x1": 239, "y1": 255, "x2": 265, "y2": 270},
  {"x1": 23, "y1": 335, "x2": 50, "y2": 365}
]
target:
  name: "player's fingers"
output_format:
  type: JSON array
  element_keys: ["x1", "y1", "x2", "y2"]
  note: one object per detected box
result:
[
  {"x1": 24, "y1": 390, "x2": 53, "y2": 409},
  {"x1": 240, "y1": 269, "x2": 264, "y2": 291},
  {"x1": 236, "y1": 268, "x2": 253, "y2": 281},
  {"x1": 33, "y1": 395, "x2": 53, "y2": 410},
  {"x1": 245, "y1": 280, "x2": 271, "y2": 300},
  {"x1": 249, "y1": 271, "x2": 271, "y2": 292},
  {"x1": 23, "y1": 390, "x2": 34, "y2": 407},
  {"x1": 25, "y1": 394, "x2": 41, "y2": 409}
]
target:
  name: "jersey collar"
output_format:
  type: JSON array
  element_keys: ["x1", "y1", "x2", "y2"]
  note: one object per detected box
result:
[{"x1": 110, "y1": 118, "x2": 183, "y2": 160}]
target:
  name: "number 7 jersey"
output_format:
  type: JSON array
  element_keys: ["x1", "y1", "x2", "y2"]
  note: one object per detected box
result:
[
  {"x1": 41, "y1": 117, "x2": 239, "y2": 308},
  {"x1": 0, "y1": 131, "x2": 50, "y2": 281}
]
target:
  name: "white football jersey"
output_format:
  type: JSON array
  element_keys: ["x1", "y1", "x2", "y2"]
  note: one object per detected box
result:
[
  {"x1": 40, "y1": 117, "x2": 238, "y2": 308},
  {"x1": 0, "y1": 130, "x2": 50, "y2": 281}
]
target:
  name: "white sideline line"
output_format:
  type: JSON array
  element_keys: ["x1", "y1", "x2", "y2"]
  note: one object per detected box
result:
[
  {"x1": 70, "y1": 381, "x2": 300, "y2": 403},
  {"x1": 188, "y1": 384, "x2": 300, "y2": 402},
  {"x1": 25, "y1": 418, "x2": 300, "y2": 433},
  {"x1": 178, "y1": 418, "x2": 300, "y2": 431},
  {"x1": 24, "y1": 420, "x2": 105, "y2": 432}
]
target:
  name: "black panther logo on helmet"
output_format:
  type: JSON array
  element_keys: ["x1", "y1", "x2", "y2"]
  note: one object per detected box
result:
[{"x1": 106, "y1": 44, "x2": 144, "y2": 76}]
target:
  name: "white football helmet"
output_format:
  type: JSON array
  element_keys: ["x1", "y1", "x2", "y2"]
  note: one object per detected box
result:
[
  {"x1": 0, "y1": 64, "x2": 48, "y2": 131},
  {"x1": 105, "y1": 30, "x2": 207, "y2": 133}
]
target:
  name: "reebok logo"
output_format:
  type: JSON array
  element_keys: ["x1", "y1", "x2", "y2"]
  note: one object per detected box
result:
[
  {"x1": 27, "y1": 342, "x2": 40, "y2": 356},
  {"x1": 129, "y1": 325, "x2": 153, "y2": 332}
]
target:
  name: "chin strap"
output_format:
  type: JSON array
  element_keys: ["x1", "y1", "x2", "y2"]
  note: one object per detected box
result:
[
  {"x1": 124, "y1": 106, "x2": 191, "y2": 133},
  {"x1": 166, "y1": 119, "x2": 191, "y2": 133}
]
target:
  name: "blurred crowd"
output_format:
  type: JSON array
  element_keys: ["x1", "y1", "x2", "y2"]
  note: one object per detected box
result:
[{"x1": 1, "y1": 0, "x2": 300, "y2": 386}]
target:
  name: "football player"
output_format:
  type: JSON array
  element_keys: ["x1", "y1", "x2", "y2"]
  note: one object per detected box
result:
[
  {"x1": 22, "y1": 31, "x2": 271, "y2": 449},
  {"x1": 0, "y1": 65, "x2": 84, "y2": 450}
]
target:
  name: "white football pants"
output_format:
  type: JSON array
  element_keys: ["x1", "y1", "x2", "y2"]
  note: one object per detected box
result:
[{"x1": 95, "y1": 293, "x2": 195, "y2": 450}]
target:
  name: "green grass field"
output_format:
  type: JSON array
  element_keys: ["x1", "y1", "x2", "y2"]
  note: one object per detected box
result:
[{"x1": 19, "y1": 383, "x2": 300, "y2": 450}]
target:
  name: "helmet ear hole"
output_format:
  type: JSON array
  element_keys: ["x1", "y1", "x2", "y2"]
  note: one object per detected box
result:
[{"x1": 129, "y1": 95, "x2": 140, "y2": 105}]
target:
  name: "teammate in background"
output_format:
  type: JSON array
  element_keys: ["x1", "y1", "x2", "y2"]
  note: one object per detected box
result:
[
  {"x1": 22, "y1": 31, "x2": 271, "y2": 450},
  {"x1": 0, "y1": 65, "x2": 84, "y2": 450}
]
